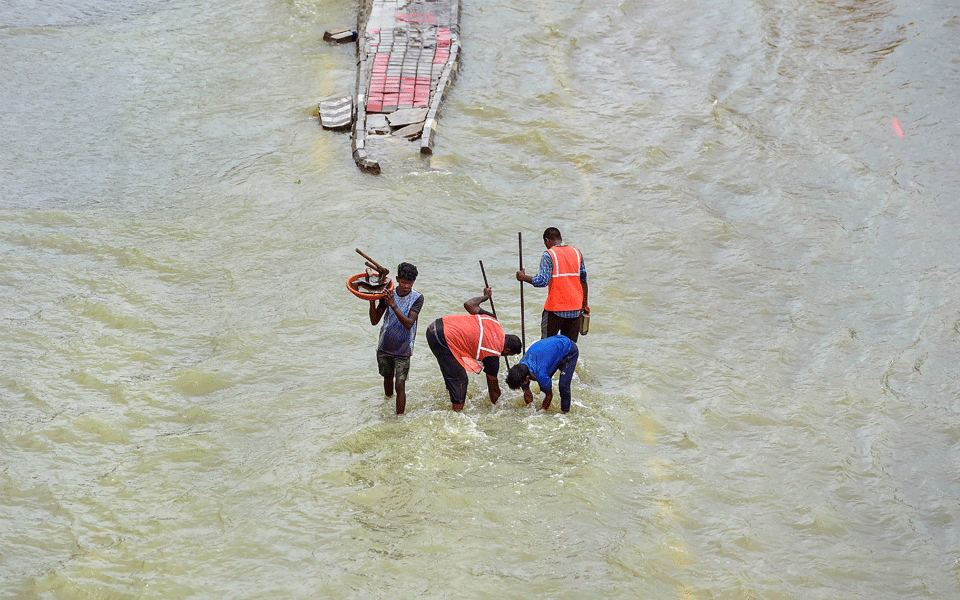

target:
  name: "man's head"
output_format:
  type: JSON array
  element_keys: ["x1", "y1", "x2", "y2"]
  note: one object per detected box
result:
[
  {"x1": 542, "y1": 227, "x2": 562, "y2": 249},
  {"x1": 502, "y1": 334, "x2": 522, "y2": 356},
  {"x1": 506, "y1": 364, "x2": 531, "y2": 389},
  {"x1": 395, "y1": 262, "x2": 418, "y2": 296}
]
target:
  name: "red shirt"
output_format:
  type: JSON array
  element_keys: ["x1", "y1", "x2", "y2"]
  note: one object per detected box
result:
[{"x1": 439, "y1": 313, "x2": 505, "y2": 373}]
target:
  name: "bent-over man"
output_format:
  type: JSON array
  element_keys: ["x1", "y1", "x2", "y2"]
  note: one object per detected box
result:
[
  {"x1": 506, "y1": 334, "x2": 580, "y2": 413},
  {"x1": 425, "y1": 287, "x2": 522, "y2": 412}
]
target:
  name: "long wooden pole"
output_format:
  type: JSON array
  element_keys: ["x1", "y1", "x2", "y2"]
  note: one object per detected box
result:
[
  {"x1": 479, "y1": 260, "x2": 509, "y2": 369},
  {"x1": 519, "y1": 231, "x2": 525, "y2": 354}
]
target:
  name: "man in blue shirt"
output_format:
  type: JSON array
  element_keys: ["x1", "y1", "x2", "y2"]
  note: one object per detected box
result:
[
  {"x1": 369, "y1": 262, "x2": 423, "y2": 414},
  {"x1": 505, "y1": 334, "x2": 580, "y2": 413}
]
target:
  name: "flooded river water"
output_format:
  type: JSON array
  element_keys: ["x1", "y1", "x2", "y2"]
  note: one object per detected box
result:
[{"x1": 2, "y1": 0, "x2": 959, "y2": 598}]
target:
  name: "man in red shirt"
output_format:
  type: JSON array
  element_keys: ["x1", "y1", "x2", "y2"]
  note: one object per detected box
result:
[{"x1": 425, "y1": 287, "x2": 522, "y2": 411}]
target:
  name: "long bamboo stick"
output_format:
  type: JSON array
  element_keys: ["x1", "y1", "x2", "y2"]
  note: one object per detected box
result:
[
  {"x1": 480, "y1": 260, "x2": 509, "y2": 369},
  {"x1": 519, "y1": 232, "x2": 525, "y2": 354}
]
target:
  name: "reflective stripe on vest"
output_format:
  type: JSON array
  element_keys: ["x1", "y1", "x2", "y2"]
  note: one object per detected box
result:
[
  {"x1": 544, "y1": 245, "x2": 583, "y2": 312},
  {"x1": 442, "y1": 313, "x2": 505, "y2": 373},
  {"x1": 476, "y1": 315, "x2": 501, "y2": 359}
]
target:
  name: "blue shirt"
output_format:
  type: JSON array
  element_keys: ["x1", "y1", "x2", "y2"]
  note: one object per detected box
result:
[
  {"x1": 529, "y1": 244, "x2": 587, "y2": 319},
  {"x1": 518, "y1": 335, "x2": 574, "y2": 392},
  {"x1": 378, "y1": 290, "x2": 423, "y2": 357}
]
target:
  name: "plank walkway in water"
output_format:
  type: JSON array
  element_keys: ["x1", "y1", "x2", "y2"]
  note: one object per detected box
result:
[{"x1": 320, "y1": 0, "x2": 461, "y2": 174}]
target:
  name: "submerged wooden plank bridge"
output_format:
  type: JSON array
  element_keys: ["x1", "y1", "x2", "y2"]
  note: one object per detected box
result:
[{"x1": 319, "y1": 0, "x2": 462, "y2": 174}]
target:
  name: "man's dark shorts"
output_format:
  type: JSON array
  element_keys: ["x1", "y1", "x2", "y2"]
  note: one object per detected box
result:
[
  {"x1": 541, "y1": 309, "x2": 580, "y2": 343},
  {"x1": 377, "y1": 351, "x2": 411, "y2": 381}
]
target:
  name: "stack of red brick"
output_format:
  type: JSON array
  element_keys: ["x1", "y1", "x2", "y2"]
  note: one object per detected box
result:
[{"x1": 365, "y1": 25, "x2": 454, "y2": 114}]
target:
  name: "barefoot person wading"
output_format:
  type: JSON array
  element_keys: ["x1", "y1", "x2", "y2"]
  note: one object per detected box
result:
[
  {"x1": 425, "y1": 287, "x2": 522, "y2": 412},
  {"x1": 369, "y1": 262, "x2": 422, "y2": 414}
]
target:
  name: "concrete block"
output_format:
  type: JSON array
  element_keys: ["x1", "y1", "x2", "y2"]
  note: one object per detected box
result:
[
  {"x1": 318, "y1": 96, "x2": 353, "y2": 130},
  {"x1": 392, "y1": 122, "x2": 424, "y2": 139},
  {"x1": 324, "y1": 28, "x2": 357, "y2": 43},
  {"x1": 387, "y1": 108, "x2": 428, "y2": 126},
  {"x1": 366, "y1": 114, "x2": 390, "y2": 134},
  {"x1": 420, "y1": 125, "x2": 435, "y2": 155}
]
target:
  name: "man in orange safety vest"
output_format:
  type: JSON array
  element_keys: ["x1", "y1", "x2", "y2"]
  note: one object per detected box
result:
[
  {"x1": 516, "y1": 227, "x2": 589, "y2": 342},
  {"x1": 425, "y1": 287, "x2": 522, "y2": 412}
]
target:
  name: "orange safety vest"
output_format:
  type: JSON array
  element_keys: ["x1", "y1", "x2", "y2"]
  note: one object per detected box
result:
[
  {"x1": 543, "y1": 245, "x2": 584, "y2": 312},
  {"x1": 440, "y1": 313, "x2": 505, "y2": 373}
]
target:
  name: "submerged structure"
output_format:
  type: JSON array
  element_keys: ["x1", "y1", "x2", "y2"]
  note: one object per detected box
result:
[{"x1": 319, "y1": 0, "x2": 462, "y2": 174}]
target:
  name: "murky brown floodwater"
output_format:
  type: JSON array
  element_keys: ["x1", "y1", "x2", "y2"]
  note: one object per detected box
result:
[{"x1": 2, "y1": 0, "x2": 959, "y2": 598}]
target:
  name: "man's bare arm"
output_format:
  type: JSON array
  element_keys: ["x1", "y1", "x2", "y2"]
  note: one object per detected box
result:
[{"x1": 464, "y1": 287, "x2": 492, "y2": 314}]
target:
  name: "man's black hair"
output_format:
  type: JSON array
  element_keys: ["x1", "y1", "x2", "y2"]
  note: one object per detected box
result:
[
  {"x1": 397, "y1": 262, "x2": 418, "y2": 281},
  {"x1": 503, "y1": 334, "x2": 522, "y2": 356},
  {"x1": 543, "y1": 227, "x2": 562, "y2": 242},
  {"x1": 506, "y1": 364, "x2": 530, "y2": 389}
]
